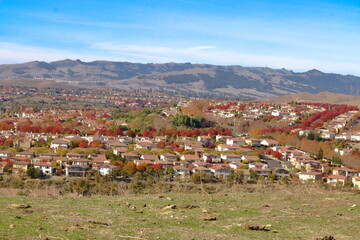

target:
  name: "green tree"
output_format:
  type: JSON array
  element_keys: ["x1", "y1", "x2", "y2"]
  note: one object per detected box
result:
[
  {"x1": 26, "y1": 165, "x2": 44, "y2": 179},
  {"x1": 317, "y1": 148, "x2": 324, "y2": 160}
]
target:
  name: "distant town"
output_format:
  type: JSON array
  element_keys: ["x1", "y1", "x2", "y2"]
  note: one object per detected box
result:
[{"x1": 0, "y1": 86, "x2": 359, "y2": 190}]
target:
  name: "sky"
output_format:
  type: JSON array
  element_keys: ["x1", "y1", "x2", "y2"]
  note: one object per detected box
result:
[{"x1": 0, "y1": 0, "x2": 359, "y2": 75}]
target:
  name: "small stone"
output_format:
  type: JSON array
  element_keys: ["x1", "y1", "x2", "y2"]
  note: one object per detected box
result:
[
  {"x1": 10, "y1": 204, "x2": 31, "y2": 209},
  {"x1": 163, "y1": 205, "x2": 177, "y2": 210},
  {"x1": 203, "y1": 216, "x2": 217, "y2": 221}
]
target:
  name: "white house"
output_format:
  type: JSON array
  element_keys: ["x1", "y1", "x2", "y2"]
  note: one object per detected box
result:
[
  {"x1": 173, "y1": 165, "x2": 190, "y2": 177},
  {"x1": 33, "y1": 162, "x2": 53, "y2": 175},
  {"x1": 50, "y1": 138, "x2": 70, "y2": 149},
  {"x1": 98, "y1": 165, "x2": 117, "y2": 176},
  {"x1": 298, "y1": 172, "x2": 323, "y2": 182},
  {"x1": 327, "y1": 175, "x2": 347, "y2": 185}
]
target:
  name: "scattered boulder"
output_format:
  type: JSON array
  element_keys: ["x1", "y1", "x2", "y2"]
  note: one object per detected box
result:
[
  {"x1": 244, "y1": 224, "x2": 269, "y2": 231},
  {"x1": 203, "y1": 216, "x2": 217, "y2": 221},
  {"x1": 10, "y1": 204, "x2": 31, "y2": 209},
  {"x1": 178, "y1": 205, "x2": 199, "y2": 209},
  {"x1": 316, "y1": 236, "x2": 336, "y2": 240},
  {"x1": 163, "y1": 205, "x2": 177, "y2": 210},
  {"x1": 88, "y1": 220, "x2": 111, "y2": 226}
]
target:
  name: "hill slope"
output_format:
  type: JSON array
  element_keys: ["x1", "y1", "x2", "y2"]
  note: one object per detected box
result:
[
  {"x1": 259, "y1": 91, "x2": 360, "y2": 106},
  {"x1": 0, "y1": 60, "x2": 359, "y2": 98}
]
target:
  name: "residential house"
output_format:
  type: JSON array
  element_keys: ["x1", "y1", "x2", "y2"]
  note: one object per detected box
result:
[
  {"x1": 215, "y1": 135, "x2": 232, "y2": 142},
  {"x1": 0, "y1": 150, "x2": 13, "y2": 158},
  {"x1": 160, "y1": 153, "x2": 178, "y2": 162},
  {"x1": 251, "y1": 167, "x2": 272, "y2": 178},
  {"x1": 123, "y1": 153, "x2": 139, "y2": 160},
  {"x1": 274, "y1": 168, "x2": 290, "y2": 178},
  {"x1": 154, "y1": 161, "x2": 173, "y2": 169},
  {"x1": 154, "y1": 136, "x2": 167, "y2": 142},
  {"x1": 192, "y1": 167, "x2": 212, "y2": 174},
  {"x1": 12, "y1": 161, "x2": 30, "y2": 174},
  {"x1": 180, "y1": 154, "x2": 200, "y2": 162},
  {"x1": 40, "y1": 152, "x2": 58, "y2": 159},
  {"x1": 197, "y1": 135, "x2": 212, "y2": 143},
  {"x1": 245, "y1": 138, "x2": 262, "y2": 147},
  {"x1": 134, "y1": 136, "x2": 151, "y2": 142},
  {"x1": 71, "y1": 158, "x2": 91, "y2": 168},
  {"x1": 66, "y1": 165, "x2": 86, "y2": 177},
  {"x1": 117, "y1": 136, "x2": 133, "y2": 143},
  {"x1": 134, "y1": 159, "x2": 154, "y2": 166},
  {"x1": 104, "y1": 140, "x2": 126, "y2": 149},
  {"x1": 229, "y1": 162, "x2": 247, "y2": 170},
  {"x1": 97, "y1": 164, "x2": 117, "y2": 176},
  {"x1": 327, "y1": 175, "x2": 347, "y2": 185},
  {"x1": 0, "y1": 161, "x2": 9, "y2": 173},
  {"x1": 210, "y1": 166, "x2": 231, "y2": 177},
  {"x1": 173, "y1": 165, "x2": 190, "y2": 177},
  {"x1": 221, "y1": 153, "x2": 242, "y2": 162},
  {"x1": 54, "y1": 157, "x2": 68, "y2": 167},
  {"x1": 241, "y1": 155, "x2": 260, "y2": 162},
  {"x1": 249, "y1": 162, "x2": 268, "y2": 169},
  {"x1": 352, "y1": 177, "x2": 360, "y2": 189},
  {"x1": 298, "y1": 172, "x2": 323, "y2": 182},
  {"x1": 226, "y1": 137, "x2": 246, "y2": 146},
  {"x1": 15, "y1": 151, "x2": 34, "y2": 158},
  {"x1": 92, "y1": 155, "x2": 110, "y2": 165},
  {"x1": 140, "y1": 154, "x2": 159, "y2": 161},
  {"x1": 261, "y1": 139, "x2": 280, "y2": 147},
  {"x1": 113, "y1": 148, "x2": 127, "y2": 156},
  {"x1": 135, "y1": 141, "x2": 156, "y2": 150},
  {"x1": 202, "y1": 153, "x2": 221, "y2": 163},
  {"x1": 50, "y1": 138, "x2": 70, "y2": 149},
  {"x1": 217, "y1": 144, "x2": 245, "y2": 152},
  {"x1": 66, "y1": 152, "x2": 83, "y2": 159},
  {"x1": 34, "y1": 162, "x2": 53, "y2": 175},
  {"x1": 332, "y1": 167, "x2": 358, "y2": 177}
]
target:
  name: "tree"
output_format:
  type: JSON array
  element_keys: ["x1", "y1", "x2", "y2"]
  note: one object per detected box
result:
[
  {"x1": 332, "y1": 156, "x2": 342, "y2": 166},
  {"x1": 79, "y1": 140, "x2": 88, "y2": 148},
  {"x1": 26, "y1": 165, "x2": 44, "y2": 179},
  {"x1": 249, "y1": 169, "x2": 259, "y2": 180},
  {"x1": 317, "y1": 148, "x2": 324, "y2": 160}
]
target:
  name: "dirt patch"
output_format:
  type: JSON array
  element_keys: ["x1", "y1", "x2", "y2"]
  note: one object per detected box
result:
[{"x1": 0, "y1": 188, "x2": 60, "y2": 197}]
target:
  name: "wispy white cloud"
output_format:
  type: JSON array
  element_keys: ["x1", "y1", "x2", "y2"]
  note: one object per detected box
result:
[
  {"x1": 0, "y1": 42, "x2": 359, "y2": 76},
  {"x1": 91, "y1": 42, "x2": 360, "y2": 75},
  {"x1": 0, "y1": 42, "x2": 113, "y2": 64}
]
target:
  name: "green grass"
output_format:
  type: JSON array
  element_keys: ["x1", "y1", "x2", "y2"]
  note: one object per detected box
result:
[{"x1": 0, "y1": 188, "x2": 359, "y2": 240}]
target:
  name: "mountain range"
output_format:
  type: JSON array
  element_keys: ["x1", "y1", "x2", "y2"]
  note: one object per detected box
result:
[{"x1": 0, "y1": 59, "x2": 359, "y2": 99}]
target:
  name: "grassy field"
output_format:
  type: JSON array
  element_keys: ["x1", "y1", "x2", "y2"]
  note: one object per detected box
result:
[{"x1": 0, "y1": 186, "x2": 359, "y2": 240}]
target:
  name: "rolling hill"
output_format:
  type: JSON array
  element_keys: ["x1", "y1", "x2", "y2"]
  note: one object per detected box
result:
[
  {"x1": 0, "y1": 59, "x2": 359, "y2": 99},
  {"x1": 258, "y1": 91, "x2": 360, "y2": 107}
]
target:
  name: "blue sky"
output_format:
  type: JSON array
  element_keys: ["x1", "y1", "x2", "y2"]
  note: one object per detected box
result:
[{"x1": 0, "y1": 0, "x2": 359, "y2": 75}]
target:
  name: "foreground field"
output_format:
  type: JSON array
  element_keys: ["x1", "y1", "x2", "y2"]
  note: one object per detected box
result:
[{"x1": 0, "y1": 186, "x2": 359, "y2": 240}]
